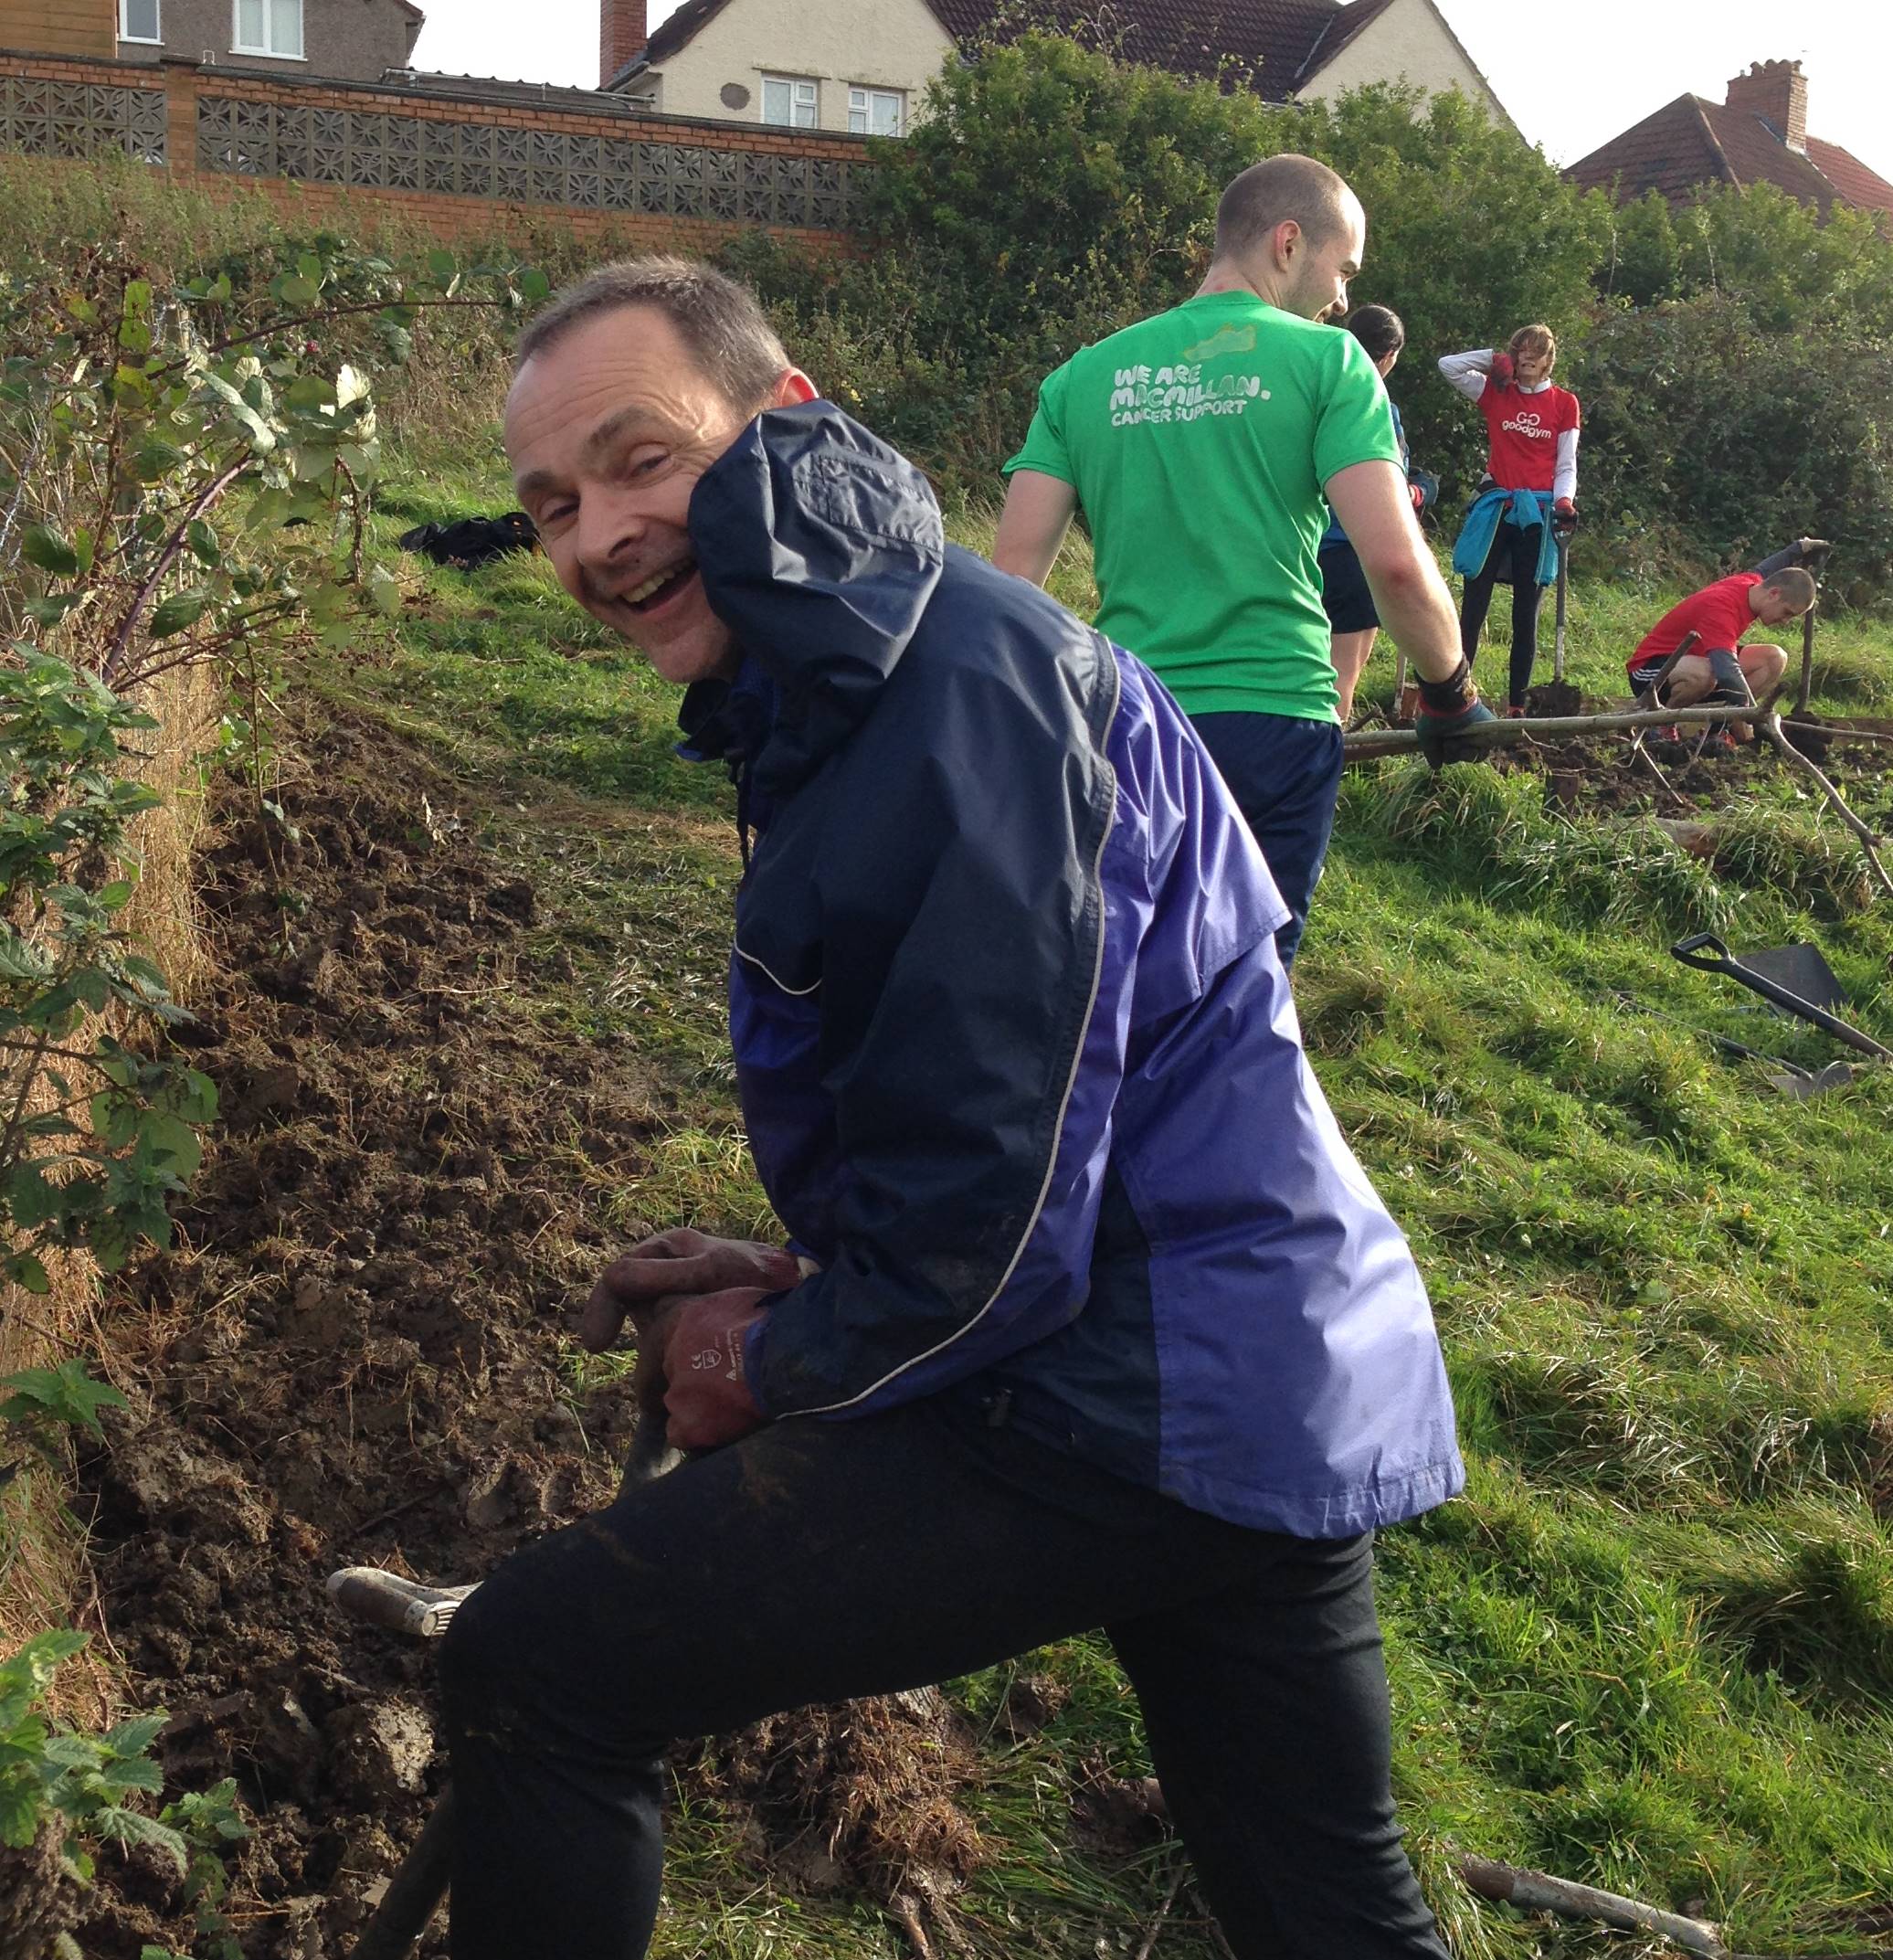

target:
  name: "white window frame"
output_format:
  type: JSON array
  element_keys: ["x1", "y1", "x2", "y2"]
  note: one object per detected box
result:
[
  {"x1": 760, "y1": 75, "x2": 818, "y2": 130},
  {"x1": 119, "y1": 0, "x2": 162, "y2": 44},
  {"x1": 848, "y1": 85, "x2": 905, "y2": 137},
  {"x1": 232, "y1": 0, "x2": 305, "y2": 60}
]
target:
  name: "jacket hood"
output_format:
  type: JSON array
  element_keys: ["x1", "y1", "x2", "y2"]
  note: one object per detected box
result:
[{"x1": 688, "y1": 403, "x2": 945, "y2": 793}]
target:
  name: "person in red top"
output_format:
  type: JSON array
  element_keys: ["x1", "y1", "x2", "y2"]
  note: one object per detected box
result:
[
  {"x1": 1627, "y1": 539, "x2": 1825, "y2": 746},
  {"x1": 1439, "y1": 324, "x2": 1581, "y2": 712}
]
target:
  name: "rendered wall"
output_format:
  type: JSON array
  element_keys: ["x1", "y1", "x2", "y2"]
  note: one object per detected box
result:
[
  {"x1": 1299, "y1": 0, "x2": 1508, "y2": 127},
  {"x1": 644, "y1": 0, "x2": 954, "y2": 135}
]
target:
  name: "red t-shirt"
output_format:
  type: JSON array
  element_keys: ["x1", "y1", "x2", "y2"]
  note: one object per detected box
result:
[
  {"x1": 1628, "y1": 572, "x2": 1761, "y2": 676},
  {"x1": 1478, "y1": 381, "x2": 1580, "y2": 492}
]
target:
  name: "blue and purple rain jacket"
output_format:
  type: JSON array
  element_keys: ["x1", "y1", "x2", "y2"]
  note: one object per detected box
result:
[{"x1": 676, "y1": 403, "x2": 1462, "y2": 1539}]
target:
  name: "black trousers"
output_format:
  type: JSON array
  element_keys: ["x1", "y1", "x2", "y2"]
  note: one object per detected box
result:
[
  {"x1": 438, "y1": 1392, "x2": 1450, "y2": 1960},
  {"x1": 1189, "y1": 711, "x2": 1345, "y2": 969},
  {"x1": 1459, "y1": 518, "x2": 1547, "y2": 707}
]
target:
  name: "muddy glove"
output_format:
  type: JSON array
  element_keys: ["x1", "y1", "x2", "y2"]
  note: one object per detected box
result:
[
  {"x1": 1414, "y1": 658, "x2": 1498, "y2": 767},
  {"x1": 580, "y1": 1228, "x2": 800, "y2": 1352},
  {"x1": 1551, "y1": 498, "x2": 1579, "y2": 539},
  {"x1": 659, "y1": 1288, "x2": 772, "y2": 1449},
  {"x1": 1487, "y1": 351, "x2": 1515, "y2": 388},
  {"x1": 1797, "y1": 536, "x2": 1832, "y2": 567}
]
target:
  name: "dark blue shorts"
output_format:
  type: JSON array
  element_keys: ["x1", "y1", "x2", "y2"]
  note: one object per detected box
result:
[
  {"x1": 1189, "y1": 710, "x2": 1345, "y2": 969},
  {"x1": 1318, "y1": 538, "x2": 1380, "y2": 634}
]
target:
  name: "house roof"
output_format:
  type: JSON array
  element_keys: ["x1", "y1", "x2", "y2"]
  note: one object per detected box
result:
[
  {"x1": 1805, "y1": 135, "x2": 1893, "y2": 216},
  {"x1": 1568, "y1": 91, "x2": 1892, "y2": 221},
  {"x1": 617, "y1": 0, "x2": 1454, "y2": 103}
]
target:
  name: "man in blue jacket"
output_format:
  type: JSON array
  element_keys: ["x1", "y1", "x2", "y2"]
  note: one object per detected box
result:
[{"x1": 440, "y1": 256, "x2": 1463, "y2": 1960}]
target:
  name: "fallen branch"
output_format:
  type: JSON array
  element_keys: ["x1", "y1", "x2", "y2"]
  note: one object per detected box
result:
[
  {"x1": 1457, "y1": 1855, "x2": 1887, "y2": 1960},
  {"x1": 1133, "y1": 1859, "x2": 1189, "y2": 1960},
  {"x1": 1344, "y1": 701, "x2": 1767, "y2": 761},
  {"x1": 1784, "y1": 718, "x2": 1893, "y2": 750},
  {"x1": 1757, "y1": 709, "x2": 1893, "y2": 903},
  {"x1": 1459, "y1": 1854, "x2": 1726, "y2": 1955}
]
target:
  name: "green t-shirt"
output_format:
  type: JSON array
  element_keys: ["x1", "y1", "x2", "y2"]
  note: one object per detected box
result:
[{"x1": 1003, "y1": 291, "x2": 1401, "y2": 724}]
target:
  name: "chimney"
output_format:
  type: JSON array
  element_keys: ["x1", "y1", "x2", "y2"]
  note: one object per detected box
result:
[
  {"x1": 600, "y1": 0, "x2": 647, "y2": 90},
  {"x1": 1726, "y1": 58, "x2": 1808, "y2": 154}
]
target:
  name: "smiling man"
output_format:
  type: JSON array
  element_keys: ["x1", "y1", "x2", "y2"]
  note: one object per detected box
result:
[{"x1": 440, "y1": 256, "x2": 1463, "y2": 1960}]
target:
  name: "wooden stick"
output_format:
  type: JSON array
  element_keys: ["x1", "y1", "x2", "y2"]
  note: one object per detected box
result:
[
  {"x1": 1795, "y1": 599, "x2": 1817, "y2": 715},
  {"x1": 1133, "y1": 1860, "x2": 1189, "y2": 1960},
  {"x1": 1343, "y1": 700, "x2": 1767, "y2": 761},
  {"x1": 1757, "y1": 709, "x2": 1893, "y2": 902},
  {"x1": 1785, "y1": 718, "x2": 1893, "y2": 749},
  {"x1": 1457, "y1": 1854, "x2": 1728, "y2": 1956}
]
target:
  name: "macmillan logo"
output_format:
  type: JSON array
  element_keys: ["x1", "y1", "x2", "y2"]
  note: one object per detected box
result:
[
  {"x1": 1105, "y1": 360, "x2": 1267, "y2": 428},
  {"x1": 1179, "y1": 323, "x2": 1257, "y2": 363}
]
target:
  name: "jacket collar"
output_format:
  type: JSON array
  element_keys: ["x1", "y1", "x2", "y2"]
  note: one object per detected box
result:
[{"x1": 684, "y1": 402, "x2": 945, "y2": 796}]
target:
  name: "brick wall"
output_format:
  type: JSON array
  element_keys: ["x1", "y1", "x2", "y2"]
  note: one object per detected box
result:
[
  {"x1": 0, "y1": 1, "x2": 113, "y2": 60},
  {"x1": 0, "y1": 48, "x2": 864, "y2": 251}
]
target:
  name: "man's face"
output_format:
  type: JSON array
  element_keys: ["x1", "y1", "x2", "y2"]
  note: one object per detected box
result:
[
  {"x1": 1755, "y1": 584, "x2": 1810, "y2": 628},
  {"x1": 1512, "y1": 344, "x2": 1553, "y2": 387},
  {"x1": 506, "y1": 304, "x2": 810, "y2": 685},
  {"x1": 1285, "y1": 196, "x2": 1367, "y2": 323}
]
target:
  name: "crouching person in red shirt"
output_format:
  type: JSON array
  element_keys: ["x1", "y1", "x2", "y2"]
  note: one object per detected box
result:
[{"x1": 1625, "y1": 540, "x2": 1825, "y2": 747}]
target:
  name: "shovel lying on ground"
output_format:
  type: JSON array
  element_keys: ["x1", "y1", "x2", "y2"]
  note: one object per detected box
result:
[
  {"x1": 1669, "y1": 935, "x2": 1893, "y2": 1063},
  {"x1": 1614, "y1": 993, "x2": 1853, "y2": 1099}
]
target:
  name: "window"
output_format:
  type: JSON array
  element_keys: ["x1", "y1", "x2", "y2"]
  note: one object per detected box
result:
[
  {"x1": 233, "y1": 0, "x2": 303, "y2": 58},
  {"x1": 761, "y1": 76, "x2": 817, "y2": 129},
  {"x1": 848, "y1": 86, "x2": 904, "y2": 136},
  {"x1": 121, "y1": 0, "x2": 161, "y2": 41}
]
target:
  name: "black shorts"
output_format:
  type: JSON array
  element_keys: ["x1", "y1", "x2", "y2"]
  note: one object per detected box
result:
[
  {"x1": 1318, "y1": 538, "x2": 1379, "y2": 634},
  {"x1": 1628, "y1": 662, "x2": 1663, "y2": 695}
]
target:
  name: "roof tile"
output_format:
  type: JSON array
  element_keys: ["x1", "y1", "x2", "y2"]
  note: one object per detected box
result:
[
  {"x1": 1806, "y1": 134, "x2": 1893, "y2": 216},
  {"x1": 632, "y1": 0, "x2": 1388, "y2": 100},
  {"x1": 1568, "y1": 90, "x2": 1892, "y2": 223}
]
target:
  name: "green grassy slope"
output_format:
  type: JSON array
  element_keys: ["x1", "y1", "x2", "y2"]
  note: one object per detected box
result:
[{"x1": 343, "y1": 442, "x2": 1893, "y2": 1959}]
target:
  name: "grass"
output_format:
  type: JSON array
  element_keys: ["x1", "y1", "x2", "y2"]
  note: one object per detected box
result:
[{"x1": 315, "y1": 417, "x2": 1893, "y2": 1956}]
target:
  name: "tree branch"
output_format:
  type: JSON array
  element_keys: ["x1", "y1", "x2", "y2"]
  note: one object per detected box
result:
[
  {"x1": 1344, "y1": 701, "x2": 1770, "y2": 761},
  {"x1": 1757, "y1": 708, "x2": 1893, "y2": 902},
  {"x1": 100, "y1": 461, "x2": 246, "y2": 688}
]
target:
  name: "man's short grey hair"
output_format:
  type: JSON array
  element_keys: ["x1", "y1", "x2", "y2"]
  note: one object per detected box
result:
[
  {"x1": 514, "y1": 256, "x2": 791, "y2": 410},
  {"x1": 1214, "y1": 154, "x2": 1357, "y2": 260}
]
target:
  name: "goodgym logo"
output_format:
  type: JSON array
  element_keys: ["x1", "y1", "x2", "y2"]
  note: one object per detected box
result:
[{"x1": 1500, "y1": 409, "x2": 1550, "y2": 439}]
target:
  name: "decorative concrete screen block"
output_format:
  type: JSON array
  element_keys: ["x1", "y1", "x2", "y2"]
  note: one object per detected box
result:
[
  {"x1": 0, "y1": 77, "x2": 166, "y2": 164},
  {"x1": 195, "y1": 96, "x2": 856, "y2": 228}
]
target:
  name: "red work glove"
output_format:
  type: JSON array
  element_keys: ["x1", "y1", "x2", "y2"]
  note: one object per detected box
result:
[
  {"x1": 1409, "y1": 480, "x2": 1426, "y2": 513},
  {"x1": 1551, "y1": 497, "x2": 1578, "y2": 538},
  {"x1": 579, "y1": 1228, "x2": 800, "y2": 1352},
  {"x1": 659, "y1": 1288, "x2": 772, "y2": 1449},
  {"x1": 1488, "y1": 351, "x2": 1515, "y2": 388}
]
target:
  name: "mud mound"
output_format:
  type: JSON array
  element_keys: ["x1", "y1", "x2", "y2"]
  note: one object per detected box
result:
[{"x1": 74, "y1": 712, "x2": 983, "y2": 1957}]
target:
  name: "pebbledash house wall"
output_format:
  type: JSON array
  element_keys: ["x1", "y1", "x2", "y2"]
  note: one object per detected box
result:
[
  {"x1": 0, "y1": 47, "x2": 864, "y2": 252},
  {"x1": 115, "y1": 0, "x2": 422, "y2": 84}
]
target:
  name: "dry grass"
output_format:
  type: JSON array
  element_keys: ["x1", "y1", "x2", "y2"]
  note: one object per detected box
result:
[{"x1": 0, "y1": 661, "x2": 222, "y2": 1720}]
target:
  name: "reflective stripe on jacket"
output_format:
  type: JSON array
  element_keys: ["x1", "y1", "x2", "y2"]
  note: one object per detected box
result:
[{"x1": 679, "y1": 403, "x2": 1464, "y2": 1537}]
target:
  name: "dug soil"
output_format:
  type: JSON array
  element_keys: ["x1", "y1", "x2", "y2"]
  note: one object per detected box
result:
[{"x1": 70, "y1": 707, "x2": 1018, "y2": 1959}]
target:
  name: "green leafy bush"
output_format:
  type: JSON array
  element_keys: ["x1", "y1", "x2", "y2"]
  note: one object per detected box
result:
[{"x1": 1575, "y1": 294, "x2": 1893, "y2": 598}]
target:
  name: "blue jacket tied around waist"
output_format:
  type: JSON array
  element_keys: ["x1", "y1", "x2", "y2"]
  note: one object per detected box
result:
[
  {"x1": 1452, "y1": 485, "x2": 1559, "y2": 586},
  {"x1": 678, "y1": 403, "x2": 1464, "y2": 1539}
]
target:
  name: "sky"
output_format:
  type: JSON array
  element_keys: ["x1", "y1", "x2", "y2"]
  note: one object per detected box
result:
[{"x1": 407, "y1": 0, "x2": 1893, "y2": 182}]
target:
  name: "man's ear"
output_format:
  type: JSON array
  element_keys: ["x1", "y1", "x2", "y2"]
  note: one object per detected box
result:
[
  {"x1": 772, "y1": 366, "x2": 820, "y2": 408},
  {"x1": 1274, "y1": 218, "x2": 1302, "y2": 267}
]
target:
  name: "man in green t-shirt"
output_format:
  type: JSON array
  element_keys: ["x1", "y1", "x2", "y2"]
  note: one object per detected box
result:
[{"x1": 994, "y1": 154, "x2": 1490, "y2": 964}]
